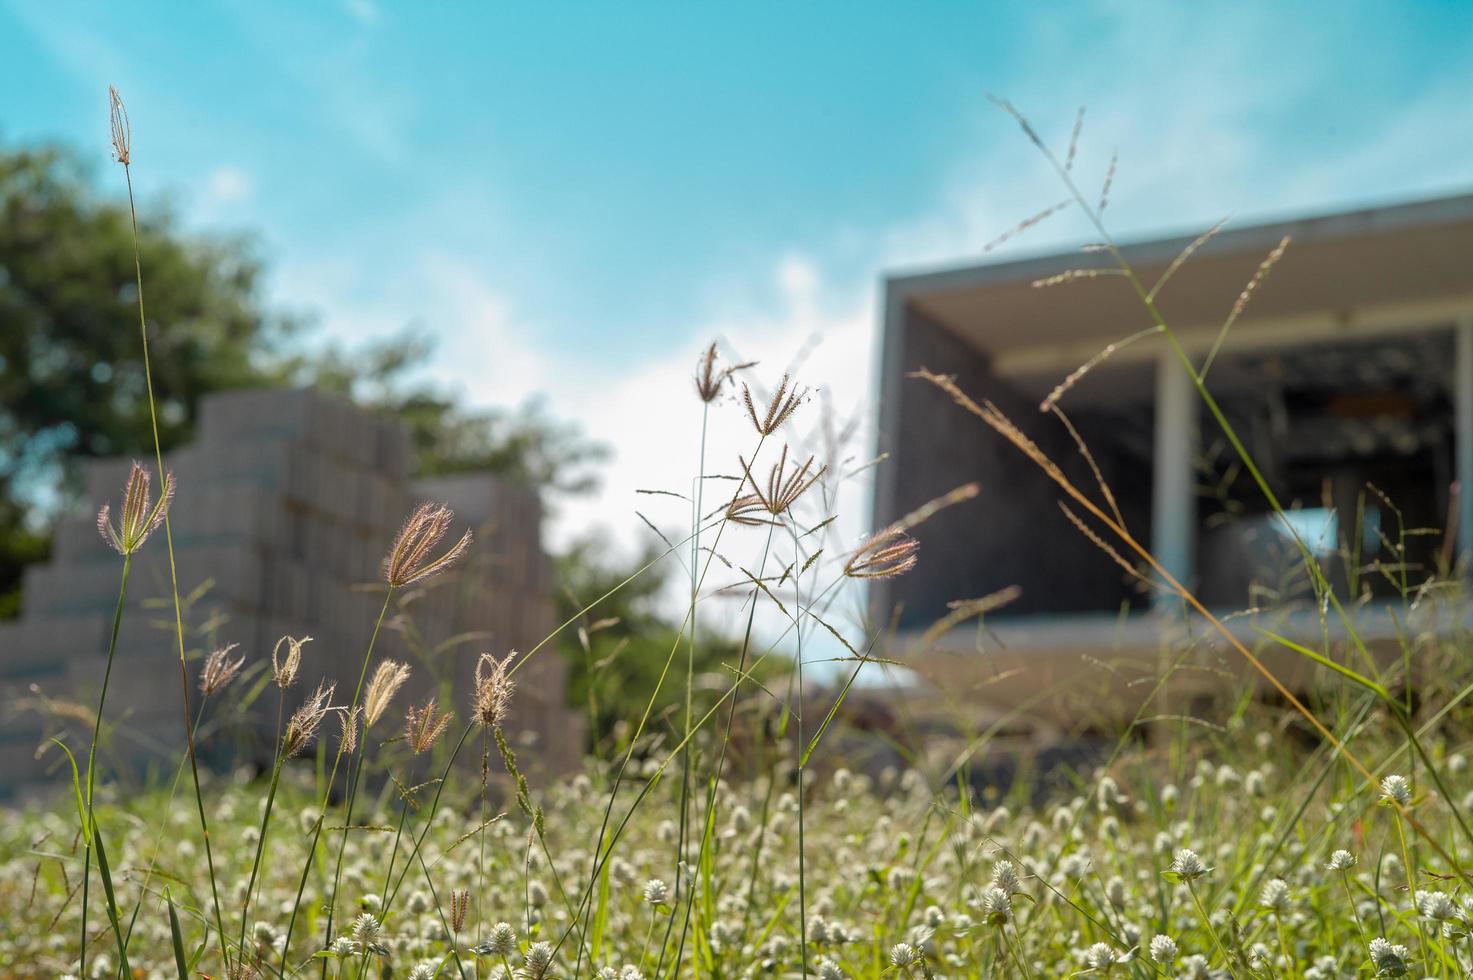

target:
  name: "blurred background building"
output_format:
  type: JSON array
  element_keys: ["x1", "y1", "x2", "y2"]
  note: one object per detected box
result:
[
  {"x1": 873, "y1": 193, "x2": 1473, "y2": 728},
  {"x1": 0, "y1": 387, "x2": 580, "y2": 799}
]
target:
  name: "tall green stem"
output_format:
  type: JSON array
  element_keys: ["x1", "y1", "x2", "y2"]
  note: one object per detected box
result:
[{"x1": 123, "y1": 162, "x2": 229, "y2": 966}]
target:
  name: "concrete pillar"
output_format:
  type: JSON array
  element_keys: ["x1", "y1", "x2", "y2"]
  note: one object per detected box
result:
[
  {"x1": 1456, "y1": 317, "x2": 1473, "y2": 566},
  {"x1": 1152, "y1": 351, "x2": 1197, "y2": 605}
]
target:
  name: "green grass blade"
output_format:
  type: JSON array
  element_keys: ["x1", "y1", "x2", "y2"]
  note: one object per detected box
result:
[
  {"x1": 167, "y1": 889, "x2": 190, "y2": 980},
  {"x1": 1255, "y1": 627, "x2": 1390, "y2": 700},
  {"x1": 93, "y1": 823, "x2": 133, "y2": 976}
]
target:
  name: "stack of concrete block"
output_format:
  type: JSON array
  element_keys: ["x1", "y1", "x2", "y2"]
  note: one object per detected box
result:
[{"x1": 0, "y1": 388, "x2": 581, "y2": 799}]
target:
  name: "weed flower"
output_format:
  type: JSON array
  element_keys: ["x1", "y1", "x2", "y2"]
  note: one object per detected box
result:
[
  {"x1": 843, "y1": 526, "x2": 919, "y2": 579},
  {"x1": 1380, "y1": 774, "x2": 1411, "y2": 807},
  {"x1": 1168, "y1": 847, "x2": 1210, "y2": 881},
  {"x1": 1417, "y1": 891, "x2": 1458, "y2": 921},
  {"x1": 199, "y1": 644, "x2": 245, "y2": 695},
  {"x1": 383, "y1": 502, "x2": 473, "y2": 588},
  {"x1": 474, "y1": 921, "x2": 517, "y2": 957},
  {"x1": 742, "y1": 373, "x2": 806, "y2": 435},
  {"x1": 522, "y1": 940, "x2": 554, "y2": 978},
  {"x1": 473, "y1": 652, "x2": 515, "y2": 728},
  {"x1": 404, "y1": 698, "x2": 453, "y2": 754},
  {"x1": 283, "y1": 682, "x2": 335, "y2": 758},
  {"x1": 96, "y1": 461, "x2": 174, "y2": 556},
  {"x1": 1259, "y1": 878, "x2": 1290, "y2": 912},
  {"x1": 1368, "y1": 937, "x2": 1409, "y2": 976},
  {"x1": 888, "y1": 943, "x2": 918, "y2": 967},
  {"x1": 643, "y1": 878, "x2": 669, "y2": 906},
  {"x1": 1327, "y1": 849, "x2": 1356, "y2": 872},
  {"x1": 363, "y1": 660, "x2": 411, "y2": 727},
  {"x1": 977, "y1": 885, "x2": 1012, "y2": 926},
  {"x1": 272, "y1": 634, "x2": 311, "y2": 689},
  {"x1": 1148, "y1": 934, "x2": 1177, "y2": 964},
  {"x1": 990, "y1": 858, "x2": 1021, "y2": 896},
  {"x1": 1084, "y1": 942, "x2": 1123, "y2": 971}
]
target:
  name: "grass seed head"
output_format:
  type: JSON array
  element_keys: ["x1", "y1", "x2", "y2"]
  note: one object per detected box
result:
[
  {"x1": 473, "y1": 652, "x2": 515, "y2": 728},
  {"x1": 199, "y1": 643, "x2": 245, "y2": 695},
  {"x1": 96, "y1": 461, "x2": 174, "y2": 556},
  {"x1": 383, "y1": 502, "x2": 472, "y2": 588},
  {"x1": 405, "y1": 698, "x2": 454, "y2": 754},
  {"x1": 108, "y1": 85, "x2": 130, "y2": 165},
  {"x1": 843, "y1": 526, "x2": 919, "y2": 579},
  {"x1": 283, "y1": 681, "x2": 335, "y2": 758},
  {"x1": 363, "y1": 659, "x2": 411, "y2": 727},
  {"x1": 742, "y1": 373, "x2": 807, "y2": 435},
  {"x1": 272, "y1": 634, "x2": 311, "y2": 690}
]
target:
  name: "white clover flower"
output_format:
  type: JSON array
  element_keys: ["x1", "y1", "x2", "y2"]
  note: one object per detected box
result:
[
  {"x1": 1169, "y1": 848, "x2": 1209, "y2": 881},
  {"x1": 1418, "y1": 891, "x2": 1459, "y2": 921},
  {"x1": 522, "y1": 941, "x2": 554, "y2": 978},
  {"x1": 889, "y1": 942, "x2": 918, "y2": 967},
  {"x1": 329, "y1": 936, "x2": 359, "y2": 956},
  {"x1": 1380, "y1": 774, "x2": 1412, "y2": 807},
  {"x1": 978, "y1": 885, "x2": 1012, "y2": 926},
  {"x1": 1259, "y1": 878, "x2": 1291, "y2": 912},
  {"x1": 481, "y1": 921, "x2": 517, "y2": 957},
  {"x1": 1179, "y1": 953, "x2": 1211, "y2": 979},
  {"x1": 1327, "y1": 849, "x2": 1356, "y2": 872},
  {"x1": 351, "y1": 913, "x2": 382, "y2": 945},
  {"x1": 643, "y1": 878, "x2": 670, "y2": 906},
  {"x1": 406, "y1": 964, "x2": 435, "y2": 980},
  {"x1": 990, "y1": 858, "x2": 1021, "y2": 896},
  {"x1": 1160, "y1": 784, "x2": 1180, "y2": 808},
  {"x1": 1148, "y1": 934, "x2": 1178, "y2": 964},
  {"x1": 817, "y1": 957, "x2": 846, "y2": 980},
  {"x1": 1084, "y1": 941, "x2": 1122, "y2": 971},
  {"x1": 1368, "y1": 936, "x2": 1410, "y2": 976}
]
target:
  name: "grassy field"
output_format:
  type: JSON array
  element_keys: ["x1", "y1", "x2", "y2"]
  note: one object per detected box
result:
[{"x1": 5, "y1": 89, "x2": 1473, "y2": 979}]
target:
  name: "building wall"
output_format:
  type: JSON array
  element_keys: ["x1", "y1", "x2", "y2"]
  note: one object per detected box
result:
[
  {"x1": 0, "y1": 388, "x2": 581, "y2": 799},
  {"x1": 872, "y1": 303, "x2": 1147, "y2": 629}
]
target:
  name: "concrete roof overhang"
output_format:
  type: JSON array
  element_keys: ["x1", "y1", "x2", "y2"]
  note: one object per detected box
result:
[{"x1": 884, "y1": 192, "x2": 1473, "y2": 383}]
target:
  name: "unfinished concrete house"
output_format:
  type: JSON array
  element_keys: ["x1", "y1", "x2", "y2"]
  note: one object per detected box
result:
[
  {"x1": 0, "y1": 388, "x2": 581, "y2": 799},
  {"x1": 872, "y1": 193, "x2": 1473, "y2": 729}
]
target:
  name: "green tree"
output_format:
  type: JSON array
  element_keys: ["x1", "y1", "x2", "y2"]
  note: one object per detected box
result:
[
  {"x1": 0, "y1": 142, "x2": 603, "y2": 615},
  {"x1": 555, "y1": 533, "x2": 786, "y2": 752}
]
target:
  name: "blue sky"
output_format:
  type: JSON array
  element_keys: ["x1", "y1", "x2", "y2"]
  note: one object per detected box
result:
[{"x1": 5, "y1": 0, "x2": 1473, "y2": 567}]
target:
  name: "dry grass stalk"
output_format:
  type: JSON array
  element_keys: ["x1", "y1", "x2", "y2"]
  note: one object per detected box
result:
[
  {"x1": 1057, "y1": 503, "x2": 1156, "y2": 592},
  {"x1": 1047, "y1": 405, "x2": 1125, "y2": 529},
  {"x1": 1202, "y1": 235, "x2": 1292, "y2": 377},
  {"x1": 1065, "y1": 106, "x2": 1085, "y2": 171},
  {"x1": 917, "y1": 585, "x2": 1023, "y2": 649},
  {"x1": 1098, "y1": 150, "x2": 1118, "y2": 212},
  {"x1": 337, "y1": 707, "x2": 360, "y2": 756},
  {"x1": 383, "y1": 503, "x2": 473, "y2": 588},
  {"x1": 891, "y1": 482, "x2": 981, "y2": 534}
]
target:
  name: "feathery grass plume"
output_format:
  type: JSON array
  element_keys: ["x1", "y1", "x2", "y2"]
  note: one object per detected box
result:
[
  {"x1": 272, "y1": 634, "x2": 311, "y2": 689},
  {"x1": 96, "y1": 461, "x2": 175, "y2": 556},
  {"x1": 843, "y1": 526, "x2": 918, "y2": 579},
  {"x1": 199, "y1": 644, "x2": 245, "y2": 695},
  {"x1": 472, "y1": 652, "x2": 515, "y2": 728},
  {"x1": 742, "y1": 373, "x2": 806, "y2": 435},
  {"x1": 1147, "y1": 216, "x2": 1230, "y2": 301},
  {"x1": 337, "y1": 706, "x2": 360, "y2": 755},
  {"x1": 363, "y1": 660, "x2": 411, "y2": 727},
  {"x1": 694, "y1": 342, "x2": 754, "y2": 403},
  {"x1": 108, "y1": 85, "x2": 130, "y2": 165},
  {"x1": 283, "y1": 682, "x2": 335, "y2": 758},
  {"x1": 737, "y1": 445, "x2": 826, "y2": 517},
  {"x1": 1098, "y1": 150, "x2": 1118, "y2": 212},
  {"x1": 404, "y1": 699, "x2": 453, "y2": 754},
  {"x1": 450, "y1": 888, "x2": 470, "y2": 934},
  {"x1": 383, "y1": 502, "x2": 473, "y2": 588}
]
